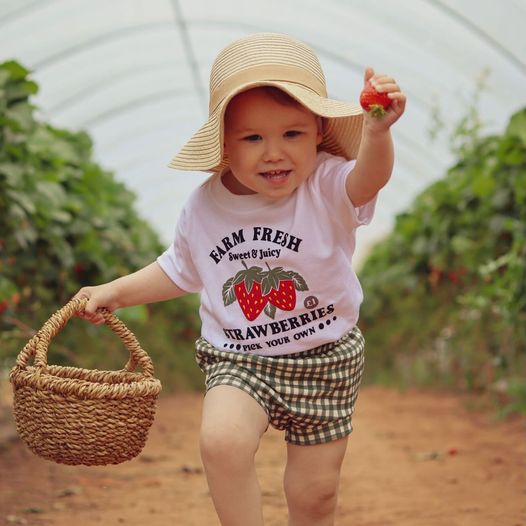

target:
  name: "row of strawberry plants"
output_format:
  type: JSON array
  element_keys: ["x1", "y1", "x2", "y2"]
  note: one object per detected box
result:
[
  {"x1": 359, "y1": 108, "x2": 526, "y2": 414},
  {"x1": 0, "y1": 60, "x2": 202, "y2": 389}
]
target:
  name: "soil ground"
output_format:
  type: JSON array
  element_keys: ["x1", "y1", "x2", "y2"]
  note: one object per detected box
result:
[{"x1": 1, "y1": 386, "x2": 525, "y2": 526}]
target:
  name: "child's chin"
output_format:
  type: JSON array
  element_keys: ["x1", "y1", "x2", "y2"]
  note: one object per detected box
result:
[{"x1": 261, "y1": 184, "x2": 297, "y2": 200}]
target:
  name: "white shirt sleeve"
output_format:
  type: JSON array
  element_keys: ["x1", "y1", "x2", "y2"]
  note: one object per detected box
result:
[
  {"x1": 157, "y1": 207, "x2": 203, "y2": 293},
  {"x1": 310, "y1": 153, "x2": 377, "y2": 230}
]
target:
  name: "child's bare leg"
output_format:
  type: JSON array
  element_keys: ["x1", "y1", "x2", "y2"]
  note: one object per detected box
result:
[
  {"x1": 283, "y1": 436, "x2": 349, "y2": 526},
  {"x1": 200, "y1": 385, "x2": 269, "y2": 526}
]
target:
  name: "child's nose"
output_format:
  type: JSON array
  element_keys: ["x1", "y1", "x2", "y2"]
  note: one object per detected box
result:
[{"x1": 262, "y1": 140, "x2": 284, "y2": 162}]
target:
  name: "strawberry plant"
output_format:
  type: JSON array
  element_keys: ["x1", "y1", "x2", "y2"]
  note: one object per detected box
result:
[
  {"x1": 0, "y1": 60, "x2": 201, "y2": 390},
  {"x1": 359, "y1": 106, "x2": 526, "y2": 414}
]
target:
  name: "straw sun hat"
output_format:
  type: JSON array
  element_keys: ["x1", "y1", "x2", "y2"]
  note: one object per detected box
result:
[{"x1": 169, "y1": 32, "x2": 364, "y2": 173}]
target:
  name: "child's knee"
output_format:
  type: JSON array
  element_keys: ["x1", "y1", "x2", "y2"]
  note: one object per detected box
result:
[
  {"x1": 284, "y1": 475, "x2": 339, "y2": 517},
  {"x1": 200, "y1": 425, "x2": 259, "y2": 469}
]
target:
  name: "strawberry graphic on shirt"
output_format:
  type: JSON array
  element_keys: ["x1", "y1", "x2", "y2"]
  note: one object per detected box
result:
[
  {"x1": 233, "y1": 279, "x2": 267, "y2": 321},
  {"x1": 222, "y1": 262, "x2": 308, "y2": 321},
  {"x1": 223, "y1": 263, "x2": 267, "y2": 321},
  {"x1": 266, "y1": 279, "x2": 296, "y2": 311}
]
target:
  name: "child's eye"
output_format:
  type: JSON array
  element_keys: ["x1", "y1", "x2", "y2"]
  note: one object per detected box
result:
[
  {"x1": 284, "y1": 130, "x2": 302, "y2": 138},
  {"x1": 242, "y1": 134, "x2": 262, "y2": 142}
]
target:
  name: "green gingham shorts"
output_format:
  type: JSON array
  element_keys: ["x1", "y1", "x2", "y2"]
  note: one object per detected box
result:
[{"x1": 195, "y1": 326, "x2": 365, "y2": 445}]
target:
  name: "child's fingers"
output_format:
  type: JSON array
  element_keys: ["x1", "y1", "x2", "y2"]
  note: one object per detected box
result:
[
  {"x1": 73, "y1": 288, "x2": 106, "y2": 324},
  {"x1": 387, "y1": 91, "x2": 406, "y2": 102},
  {"x1": 387, "y1": 93, "x2": 407, "y2": 117},
  {"x1": 84, "y1": 299, "x2": 109, "y2": 325},
  {"x1": 90, "y1": 313, "x2": 108, "y2": 326},
  {"x1": 370, "y1": 74, "x2": 394, "y2": 83},
  {"x1": 371, "y1": 75, "x2": 405, "y2": 114},
  {"x1": 375, "y1": 82, "x2": 399, "y2": 93},
  {"x1": 84, "y1": 296, "x2": 99, "y2": 315},
  {"x1": 371, "y1": 79, "x2": 400, "y2": 93},
  {"x1": 78, "y1": 307, "x2": 106, "y2": 325},
  {"x1": 363, "y1": 66, "x2": 375, "y2": 84},
  {"x1": 387, "y1": 91, "x2": 407, "y2": 107}
]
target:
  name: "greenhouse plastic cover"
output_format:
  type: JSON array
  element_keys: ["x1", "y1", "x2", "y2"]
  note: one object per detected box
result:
[{"x1": 1, "y1": 0, "x2": 525, "y2": 263}]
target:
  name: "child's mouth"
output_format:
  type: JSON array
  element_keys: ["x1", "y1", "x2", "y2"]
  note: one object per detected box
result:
[{"x1": 259, "y1": 170, "x2": 291, "y2": 181}]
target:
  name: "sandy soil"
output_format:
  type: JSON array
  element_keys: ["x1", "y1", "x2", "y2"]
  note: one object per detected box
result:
[{"x1": 1, "y1": 386, "x2": 525, "y2": 526}]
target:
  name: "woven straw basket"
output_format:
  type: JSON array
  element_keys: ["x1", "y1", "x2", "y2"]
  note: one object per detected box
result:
[{"x1": 9, "y1": 297, "x2": 162, "y2": 466}]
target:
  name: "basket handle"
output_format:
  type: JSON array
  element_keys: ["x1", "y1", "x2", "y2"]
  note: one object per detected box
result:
[{"x1": 16, "y1": 297, "x2": 156, "y2": 377}]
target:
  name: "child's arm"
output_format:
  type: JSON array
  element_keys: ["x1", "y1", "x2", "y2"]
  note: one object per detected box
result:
[
  {"x1": 346, "y1": 67, "x2": 406, "y2": 207},
  {"x1": 75, "y1": 261, "x2": 188, "y2": 325}
]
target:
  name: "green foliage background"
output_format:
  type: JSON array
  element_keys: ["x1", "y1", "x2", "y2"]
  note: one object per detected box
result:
[
  {"x1": 359, "y1": 107, "x2": 526, "y2": 415},
  {"x1": 0, "y1": 60, "x2": 203, "y2": 391}
]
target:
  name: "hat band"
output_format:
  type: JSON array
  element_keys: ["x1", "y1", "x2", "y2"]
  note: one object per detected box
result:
[{"x1": 209, "y1": 64, "x2": 327, "y2": 114}]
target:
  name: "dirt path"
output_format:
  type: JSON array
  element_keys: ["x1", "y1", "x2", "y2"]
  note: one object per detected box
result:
[{"x1": 1, "y1": 386, "x2": 525, "y2": 526}]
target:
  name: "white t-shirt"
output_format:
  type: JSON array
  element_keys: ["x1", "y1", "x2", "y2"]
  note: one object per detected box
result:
[{"x1": 158, "y1": 151, "x2": 376, "y2": 356}]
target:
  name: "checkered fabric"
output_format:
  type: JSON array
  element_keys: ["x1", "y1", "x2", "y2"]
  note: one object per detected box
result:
[{"x1": 195, "y1": 326, "x2": 365, "y2": 445}]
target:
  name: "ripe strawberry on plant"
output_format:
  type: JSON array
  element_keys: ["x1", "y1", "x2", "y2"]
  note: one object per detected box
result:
[{"x1": 359, "y1": 80, "x2": 392, "y2": 117}]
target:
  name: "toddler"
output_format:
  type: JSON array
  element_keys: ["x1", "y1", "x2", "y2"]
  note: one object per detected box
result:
[{"x1": 76, "y1": 32, "x2": 406, "y2": 526}]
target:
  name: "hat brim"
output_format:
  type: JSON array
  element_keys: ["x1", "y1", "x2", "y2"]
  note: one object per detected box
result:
[{"x1": 169, "y1": 80, "x2": 364, "y2": 172}]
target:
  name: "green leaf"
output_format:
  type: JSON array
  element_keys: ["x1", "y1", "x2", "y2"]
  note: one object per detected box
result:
[
  {"x1": 245, "y1": 275, "x2": 256, "y2": 292},
  {"x1": 7, "y1": 190, "x2": 36, "y2": 213},
  {"x1": 232, "y1": 270, "x2": 245, "y2": 285},
  {"x1": 512, "y1": 173, "x2": 526, "y2": 204},
  {"x1": 50, "y1": 209, "x2": 72, "y2": 223},
  {"x1": 471, "y1": 174, "x2": 495, "y2": 198},
  {"x1": 5, "y1": 101, "x2": 34, "y2": 130},
  {"x1": 0, "y1": 60, "x2": 31, "y2": 81},
  {"x1": 264, "y1": 303, "x2": 276, "y2": 319},
  {"x1": 222, "y1": 277, "x2": 237, "y2": 306},
  {"x1": 13, "y1": 223, "x2": 37, "y2": 247},
  {"x1": 5, "y1": 80, "x2": 38, "y2": 104},
  {"x1": 450, "y1": 234, "x2": 478, "y2": 257},
  {"x1": 289, "y1": 271, "x2": 309, "y2": 291},
  {"x1": 261, "y1": 273, "x2": 278, "y2": 295},
  {"x1": 27, "y1": 126, "x2": 79, "y2": 163},
  {"x1": 35, "y1": 180, "x2": 67, "y2": 207},
  {"x1": 0, "y1": 69, "x2": 10, "y2": 87},
  {"x1": 506, "y1": 108, "x2": 526, "y2": 145},
  {"x1": 0, "y1": 162, "x2": 24, "y2": 184}
]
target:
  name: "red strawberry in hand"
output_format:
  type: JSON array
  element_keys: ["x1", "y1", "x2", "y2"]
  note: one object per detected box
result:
[{"x1": 360, "y1": 80, "x2": 392, "y2": 117}]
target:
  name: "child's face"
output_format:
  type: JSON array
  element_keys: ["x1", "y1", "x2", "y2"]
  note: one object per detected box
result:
[{"x1": 223, "y1": 88, "x2": 322, "y2": 199}]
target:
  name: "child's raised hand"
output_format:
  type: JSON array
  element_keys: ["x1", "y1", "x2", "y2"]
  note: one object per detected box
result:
[{"x1": 360, "y1": 67, "x2": 406, "y2": 129}]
